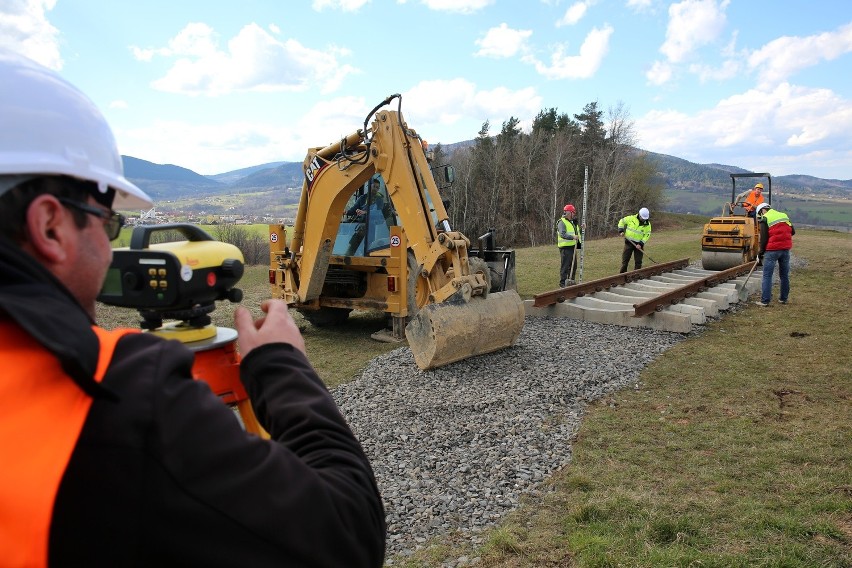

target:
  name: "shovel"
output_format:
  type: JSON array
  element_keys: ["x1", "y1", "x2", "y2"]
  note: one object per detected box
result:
[
  {"x1": 567, "y1": 243, "x2": 578, "y2": 285},
  {"x1": 738, "y1": 257, "x2": 760, "y2": 301},
  {"x1": 630, "y1": 241, "x2": 659, "y2": 264}
]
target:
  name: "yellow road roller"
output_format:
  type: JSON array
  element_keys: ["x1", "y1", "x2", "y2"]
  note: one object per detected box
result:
[{"x1": 701, "y1": 173, "x2": 771, "y2": 270}]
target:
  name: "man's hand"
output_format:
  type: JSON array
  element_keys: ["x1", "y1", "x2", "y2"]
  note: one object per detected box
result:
[{"x1": 234, "y1": 300, "x2": 306, "y2": 358}]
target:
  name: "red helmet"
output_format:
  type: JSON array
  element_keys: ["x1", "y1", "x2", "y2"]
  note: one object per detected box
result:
[{"x1": 563, "y1": 204, "x2": 576, "y2": 213}]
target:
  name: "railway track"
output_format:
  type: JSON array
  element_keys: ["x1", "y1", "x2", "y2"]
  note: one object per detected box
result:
[{"x1": 525, "y1": 258, "x2": 762, "y2": 333}]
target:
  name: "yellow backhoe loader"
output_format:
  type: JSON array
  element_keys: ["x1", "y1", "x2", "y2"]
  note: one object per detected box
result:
[
  {"x1": 701, "y1": 172, "x2": 771, "y2": 270},
  {"x1": 268, "y1": 94, "x2": 525, "y2": 370}
]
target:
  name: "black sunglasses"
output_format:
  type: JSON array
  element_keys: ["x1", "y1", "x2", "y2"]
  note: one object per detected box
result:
[{"x1": 57, "y1": 198, "x2": 126, "y2": 240}]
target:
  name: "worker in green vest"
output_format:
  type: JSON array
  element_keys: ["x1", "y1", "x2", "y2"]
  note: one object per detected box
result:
[
  {"x1": 617, "y1": 207, "x2": 651, "y2": 273},
  {"x1": 754, "y1": 202, "x2": 795, "y2": 306},
  {"x1": 557, "y1": 204, "x2": 582, "y2": 287}
]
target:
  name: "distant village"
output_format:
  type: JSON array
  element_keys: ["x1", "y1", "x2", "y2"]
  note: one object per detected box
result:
[{"x1": 124, "y1": 207, "x2": 293, "y2": 227}]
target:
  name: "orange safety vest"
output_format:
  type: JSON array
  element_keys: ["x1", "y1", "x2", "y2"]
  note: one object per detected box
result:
[
  {"x1": 743, "y1": 191, "x2": 765, "y2": 213},
  {"x1": 0, "y1": 323, "x2": 136, "y2": 568}
]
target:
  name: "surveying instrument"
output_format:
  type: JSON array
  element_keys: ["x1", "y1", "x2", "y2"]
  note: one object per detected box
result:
[{"x1": 98, "y1": 223, "x2": 267, "y2": 437}]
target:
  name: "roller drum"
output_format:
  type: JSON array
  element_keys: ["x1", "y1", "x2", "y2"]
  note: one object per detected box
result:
[{"x1": 701, "y1": 250, "x2": 746, "y2": 271}]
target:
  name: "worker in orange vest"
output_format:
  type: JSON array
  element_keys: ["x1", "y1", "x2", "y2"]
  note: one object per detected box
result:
[
  {"x1": 735, "y1": 182, "x2": 765, "y2": 218},
  {"x1": 0, "y1": 49, "x2": 384, "y2": 568}
]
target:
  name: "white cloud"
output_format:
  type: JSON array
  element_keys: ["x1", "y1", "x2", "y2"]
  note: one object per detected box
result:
[
  {"x1": 400, "y1": 79, "x2": 542, "y2": 137},
  {"x1": 646, "y1": 60, "x2": 672, "y2": 85},
  {"x1": 117, "y1": 97, "x2": 373, "y2": 174},
  {"x1": 475, "y1": 23, "x2": 532, "y2": 58},
  {"x1": 748, "y1": 22, "x2": 852, "y2": 85},
  {"x1": 525, "y1": 24, "x2": 613, "y2": 79},
  {"x1": 119, "y1": 119, "x2": 292, "y2": 175},
  {"x1": 660, "y1": 0, "x2": 729, "y2": 63},
  {"x1": 635, "y1": 83, "x2": 852, "y2": 177},
  {"x1": 115, "y1": 81, "x2": 545, "y2": 173},
  {"x1": 137, "y1": 23, "x2": 358, "y2": 96},
  {"x1": 689, "y1": 59, "x2": 740, "y2": 82},
  {"x1": 0, "y1": 0, "x2": 61, "y2": 69},
  {"x1": 626, "y1": 0, "x2": 652, "y2": 10},
  {"x1": 556, "y1": 2, "x2": 590, "y2": 27},
  {"x1": 109, "y1": 100, "x2": 129, "y2": 109},
  {"x1": 417, "y1": 0, "x2": 494, "y2": 14},
  {"x1": 311, "y1": 0, "x2": 371, "y2": 11}
]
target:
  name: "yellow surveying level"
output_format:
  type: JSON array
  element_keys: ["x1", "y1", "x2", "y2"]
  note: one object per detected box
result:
[{"x1": 99, "y1": 224, "x2": 267, "y2": 437}]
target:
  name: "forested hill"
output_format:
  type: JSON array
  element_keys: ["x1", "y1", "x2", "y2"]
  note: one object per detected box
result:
[
  {"x1": 641, "y1": 150, "x2": 852, "y2": 199},
  {"x1": 122, "y1": 148, "x2": 851, "y2": 203}
]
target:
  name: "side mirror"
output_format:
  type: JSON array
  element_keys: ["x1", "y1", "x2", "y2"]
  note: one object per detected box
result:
[{"x1": 443, "y1": 165, "x2": 455, "y2": 184}]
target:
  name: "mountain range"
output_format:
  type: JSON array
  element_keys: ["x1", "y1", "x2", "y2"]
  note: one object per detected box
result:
[{"x1": 121, "y1": 149, "x2": 852, "y2": 225}]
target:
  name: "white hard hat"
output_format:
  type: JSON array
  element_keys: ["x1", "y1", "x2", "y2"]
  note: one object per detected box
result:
[
  {"x1": 0, "y1": 49, "x2": 152, "y2": 210},
  {"x1": 755, "y1": 202, "x2": 770, "y2": 215},
  {"x1": 639, "y1": 207, "x2": 650, "y2": 220}
]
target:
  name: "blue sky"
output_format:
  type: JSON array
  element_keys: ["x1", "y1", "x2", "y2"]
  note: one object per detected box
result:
[{"x1": 3, "y1": 0, "x2": 851, "y2": 179}]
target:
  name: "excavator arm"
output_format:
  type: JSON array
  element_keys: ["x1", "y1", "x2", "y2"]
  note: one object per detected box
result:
[{"x1": 270, "y1": 94, "x2": 524, "y2": 369}]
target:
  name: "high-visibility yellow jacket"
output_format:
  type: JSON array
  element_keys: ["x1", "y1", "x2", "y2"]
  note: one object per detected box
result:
[
  {"x1": 759, "y1": 208, "x2": 794, "y2": 252},
  {"x1": 557, "y1": 217, "x2": 582, "y2": 248},
  {"x1": 618, "y1": 214, "x2": 651, "y2": 245}
]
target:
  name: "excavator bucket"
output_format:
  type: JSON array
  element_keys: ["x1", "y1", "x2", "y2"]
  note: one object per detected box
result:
[{"x1": 405, "y1": 290, "x2": 526, "y2": 370}]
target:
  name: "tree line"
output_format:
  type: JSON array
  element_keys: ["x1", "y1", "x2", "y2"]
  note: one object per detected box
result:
[{"x1": 431, "y1": 101, "x2": 664, "y2": 248}]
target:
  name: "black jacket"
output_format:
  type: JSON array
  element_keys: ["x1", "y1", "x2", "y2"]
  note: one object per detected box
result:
[{"x1": 0, "y1": 238, "x2": 386, "y2": 567}]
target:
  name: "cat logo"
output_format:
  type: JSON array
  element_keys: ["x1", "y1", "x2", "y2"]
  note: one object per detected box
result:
[{"x1": 305, "y1": 155, "x2": 328, "y2": 194}]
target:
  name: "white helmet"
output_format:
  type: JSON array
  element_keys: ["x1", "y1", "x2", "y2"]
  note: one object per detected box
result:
[
  {"x1": 639, "y1": 207, "x2": 650, "y2": 220},
  {"x1": 755, "y1": 202, "x2": 770, "y2": 215},
  {"x1": 0, "y1": 49, "x2": 152, "y2": 210}
]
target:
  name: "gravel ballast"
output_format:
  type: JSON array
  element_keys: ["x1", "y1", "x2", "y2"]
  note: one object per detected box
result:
[
  {"x1": 331, "y1": 256, "x2": 808, "y2": 563},
  {"x1": 332, "y1": 316, "x2": 689, "y2": 562}
]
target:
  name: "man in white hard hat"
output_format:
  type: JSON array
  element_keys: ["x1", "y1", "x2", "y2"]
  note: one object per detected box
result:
[
  {"x1": 753, "y1": 202, "x2": 795, "y2": 307},
  {"x1": 0, "y1": 50, "x2": 384, "y2": 566},
  {"x1": 617, "y1": 207, "x2": 652, "y2": 273}
]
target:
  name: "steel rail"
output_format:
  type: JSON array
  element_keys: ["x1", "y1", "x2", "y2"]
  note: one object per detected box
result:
[
  {"x1": 631, "y1": 260, "x2": 756, "y2": 316},
  {"x1": 532, "y1": 258, "x2": 690, "y2": 308},
  {"x1": 532, "y1": 258, "x2": 757, "y2": 318}
]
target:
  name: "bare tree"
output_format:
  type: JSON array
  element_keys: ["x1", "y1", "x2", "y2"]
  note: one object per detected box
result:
[{"x1": 440, "y1": 100, "x2": 659, "y2": 248}]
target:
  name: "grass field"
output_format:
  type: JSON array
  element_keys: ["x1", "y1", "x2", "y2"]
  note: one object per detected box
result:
[
  {"x1": 399, "y1": 226, "x2": 852, "y2": 567},
  {"x1": 663, "y1": 189, "x2": 852, "y2": 231},
  {"x1": 98, "y1": 216, "x2": 852, "y2": 566}
]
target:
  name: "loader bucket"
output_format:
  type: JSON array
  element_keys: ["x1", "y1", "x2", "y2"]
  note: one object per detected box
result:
[{"x1": 405, "y1": 290, "x2": 525, "y2": 370}]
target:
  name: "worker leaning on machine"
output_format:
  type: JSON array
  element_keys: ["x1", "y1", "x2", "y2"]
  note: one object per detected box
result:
[
  {"x1": 734, "y1": 182, "x2": 765, "y2": 218},
  {"x1": 0, "y1": 49, "x2": 385, "y2": 567}
]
